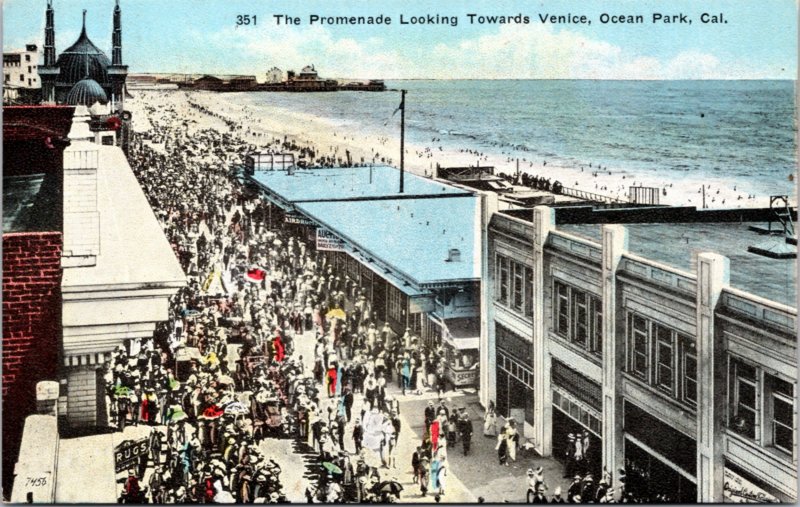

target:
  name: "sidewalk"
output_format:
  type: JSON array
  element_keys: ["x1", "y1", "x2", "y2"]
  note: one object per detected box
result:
[
  {"x1": 55, "y1": 423, "x2": 155, "y2": 503},
  {"x1": 389, "y1": 386, "x2": 573, "y2": 503}
]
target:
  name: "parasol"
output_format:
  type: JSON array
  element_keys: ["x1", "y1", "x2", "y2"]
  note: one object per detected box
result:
[
  {"x1": 224, "y1": 402, "x2": 248, "y2": 415},
  {"x1": 325, "y1": 308, "x2": 346, "y2": 320},
  {"x1": 217, "y1": 375, "x2": 235, "y2": 385},
  {"x1": 371, "y1": 480, "x2": 403, "y2": 496},
  {"x1": 114, "y1": 385, "x2": 130, "y2": 397},
  {"x1": 168, "y1": 406, "x2": 188, "y2": 422},
  {"x1": 321, "y1": 461, "x2": 343, "y2": 475},
  {"x1": 203, "y1": 405, "x2": 225, "y2": 419}
]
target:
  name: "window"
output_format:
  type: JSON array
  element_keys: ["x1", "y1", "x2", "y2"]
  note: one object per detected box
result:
[
  {"x1": 512, "y1": 262, "x2": 523, "y2": 312},
  {"x1": 572, "y1": 291, "x2": 588, "y2": 347},
  {"x1": 27, "y1": 65, "x2": 31, "y2": 73},
  {"x1": 591, "y1": 306, "x2": 603, "y2": 357},
  {"x1": 495, "y1": 254, "x2": 534, "y2": 318},
  {"x1": 629, "y1": 314, "x2": 649, "y2": 380},
  {"x1": 524, "y1": 267, "x2": 533, "y2": 318},
  {"x1": 387, "y1": 285, "x2": 404, "y2": 323},
  {"x1": 19, "y1": 74, "x2": 24, "y2": 81},
  {"x1": 654, "y1": 324, "x2": 674, "y2": 394},
  {"x1": 555, "y1": 281, "x2": 570, "y2": 337},
  {"x1": 25, "y1": 54, "x2": 30, "y2": 62},
  {"x1": 729, "y1": 359, "x2": 758, "y2": 439},
  {"x1": 625, "y1": 312, "x2": 698, "y2": 408},
  {"x1": 681, "y1": 337, "x2": 697, "y2": 407},
  {"x1": 496, "y1": 255, "x2": 509, "y2": 305},
  {"x1": 768, "y1": 375, "x2": 793, "y2": 454},
  {"x1": 4, "y1": 75, "x2": 8, "y2": 83},
  {"x1": 553, "y1": 280, "x2": 602, "y2": 358}
]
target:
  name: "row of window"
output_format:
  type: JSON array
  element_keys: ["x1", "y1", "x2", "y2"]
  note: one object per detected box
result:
[
  {"x1": 553, "y1": 280, "x2": 603, "y2": 358},
  {"x1": 386, "y1": 283, "x2": 404, "y2": 323},
  {"x1": 625, "y1": 312, "x2": 697, "y2": 407},
  {"x1": 729, "y1": 358, "x2": 794, "y2": 455},
  {"x1": 495, "y1": 253, "x2": 533, "y2": 318},
  {"x1": 493, "y1": 258, "x2": 795, "y2": 457}
]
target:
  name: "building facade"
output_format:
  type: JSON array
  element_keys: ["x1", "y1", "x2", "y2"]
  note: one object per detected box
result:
[
  {"x1": 482, "y1": 204, "x2": 797, "y2": 502},
  {"x1": 3, "y1": 44, "x2": 41, "y2": 103},
  {"x1": 39, "y1": 0, "x2": 128, "y2": 110}
]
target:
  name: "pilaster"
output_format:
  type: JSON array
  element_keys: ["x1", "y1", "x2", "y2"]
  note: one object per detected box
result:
[
  {"x1": 601, "y1": 225, "x2": 628, "y2": 484},
  {"x1": 696, "y1": 253, "x2": 729, "y2": 502},
  {"x1": 532, "y1": 206, "x2": 554, "y2": 455}
]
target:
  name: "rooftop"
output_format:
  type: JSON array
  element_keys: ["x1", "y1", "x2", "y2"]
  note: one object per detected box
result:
[
  {"x1": 297, "y1": 196, "x2": 480, "y2": 287},
  {"x1": 61, "y1": 145, "x2": 185, "y2": 291},
  {"x1": 3, "y1": 106, "x2": 75, "y2": 142},
  {"x1": 560, "y1": 222, "x2": 796, "y2": 306},
  {"x1": 250, "y1": 165, "x2": 471, "y2": 203},
  {"x1": 3, "y1": 174, "x2": 60, "y2": 233}
]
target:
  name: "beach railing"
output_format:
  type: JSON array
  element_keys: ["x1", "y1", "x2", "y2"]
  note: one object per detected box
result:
[{"x1": 558, "y1": 185, "x2": 627, "y2": 204}]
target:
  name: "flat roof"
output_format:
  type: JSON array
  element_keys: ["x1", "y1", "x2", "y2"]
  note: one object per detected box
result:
[
  {"x1": 297, "y1": 196, "x2": 480, "y2": 286},
  {"x1": 250, "y1": 165, "x2": 470, "y2": 202},
  {"x1": 61, "y1": 145, "x2": 185, "y2": 290},
  {"x1": 3, "y1": 174, "x2": 60, "y2": 233},
  {"x1": 560, "y1": 223, "x2": 796, "y2": 306}
]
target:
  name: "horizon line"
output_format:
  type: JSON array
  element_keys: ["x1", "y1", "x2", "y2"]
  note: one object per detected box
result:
[{"x1": 131, "y1": 72, "x2": 796, "y2": 82}]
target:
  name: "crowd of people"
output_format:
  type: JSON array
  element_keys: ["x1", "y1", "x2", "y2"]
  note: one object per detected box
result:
[
  {"x1": 108, "y1": 90, "x2": 679, "y2": 503},
  {"x1": 109, "y1": 92, "x2": 466, "y2": 503}
]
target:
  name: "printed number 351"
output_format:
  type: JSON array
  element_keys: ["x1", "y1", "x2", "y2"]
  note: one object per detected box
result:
[{"x1": 236, "y1": 14, "x2": 256, "y2": 26}]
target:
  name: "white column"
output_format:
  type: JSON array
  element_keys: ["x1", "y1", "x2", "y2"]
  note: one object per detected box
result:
[
  {"x1": 532, "y1": 206, "x2": 554, "y2": 455},
  {"x1": 601, "y1": 225, "x2": 628, "y2": 484},
  {"x1": 479, "y1": 192, "x2": 499, "y2": 408},
  {"x1": 63, "y1": 108, "x2": 100, "y2": 268},
  {"x1": 696, "y1": 253, "x2": 729, "y2": 502},
  {"x1": 65, "y1": 366, "x2": 99, "y2": 427}
]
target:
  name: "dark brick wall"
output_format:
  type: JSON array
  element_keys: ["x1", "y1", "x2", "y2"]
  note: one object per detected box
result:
[{"x1": 2, "y1": 232, "x2": 62, "y2": 495}]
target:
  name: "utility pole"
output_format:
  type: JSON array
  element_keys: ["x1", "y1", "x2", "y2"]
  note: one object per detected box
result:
[{"x1": 400, "y1": 89, "x2": 406, "y2": 193}]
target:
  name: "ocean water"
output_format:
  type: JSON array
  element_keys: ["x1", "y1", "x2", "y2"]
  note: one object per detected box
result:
[{"x1": 239, "y1": 80, "x2": 797, "y2": 200}]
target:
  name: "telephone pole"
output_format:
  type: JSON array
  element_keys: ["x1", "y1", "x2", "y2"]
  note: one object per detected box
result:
[{"x1": 400, "y1": 89, "x2": 406, "y2": 193}]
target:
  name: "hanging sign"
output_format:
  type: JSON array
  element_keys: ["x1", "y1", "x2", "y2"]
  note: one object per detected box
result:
[{"x1": 316, "y1": 228, "x2": 345, "y2": 251}]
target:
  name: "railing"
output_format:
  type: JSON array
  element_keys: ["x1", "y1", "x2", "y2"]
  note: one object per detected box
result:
[
  {"x1": 620, "y1": 253, "x2": 697, "y2": 294},
  {"x1": 720, "y1": 287, "x2": 797, "y2": 333},
  {"x1": 548, "y1": 230, "x2": 603, "y2": 262},
  {"x1": 558, "y1": 185, "x2": 628, "y2": 204}
]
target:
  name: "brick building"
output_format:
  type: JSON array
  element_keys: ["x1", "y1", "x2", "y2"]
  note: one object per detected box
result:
[{"x1": 2, "y1": 105, "x2": 185, "y2": 495}]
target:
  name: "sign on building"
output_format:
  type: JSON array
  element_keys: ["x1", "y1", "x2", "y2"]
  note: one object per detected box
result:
[
  {"x1": 285, "y1": 212, "x2": 314, "y2": 225},
  {"x1": 316, "y1": 228, "x2": 345, "y2": 251},
  {"x1": 723, "y1": 467, "x2": 780, "y2": 503},
  {"x1": 114, "y1": 438, "x2": 150, "y2": 474}
]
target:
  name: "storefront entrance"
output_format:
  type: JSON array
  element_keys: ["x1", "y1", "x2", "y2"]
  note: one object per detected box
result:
[
  {"x1": 625, "y1": 438, "x2": 697, "y2": 503},
  {"x1": 495, "y1": 353, "x2": 534, "y2": 425},
  {"x1": 551, "y1": 404, "x2": 601, "y2": 480}
]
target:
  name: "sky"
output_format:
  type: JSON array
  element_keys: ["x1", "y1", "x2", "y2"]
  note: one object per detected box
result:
[{"x1": 2, "y1": 0, "x2": 797, "y2": 80}]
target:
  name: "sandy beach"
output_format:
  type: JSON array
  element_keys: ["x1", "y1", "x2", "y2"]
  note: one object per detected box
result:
[{"x1": 128, "y1": 90, "x2": 783, "y2": 209}]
